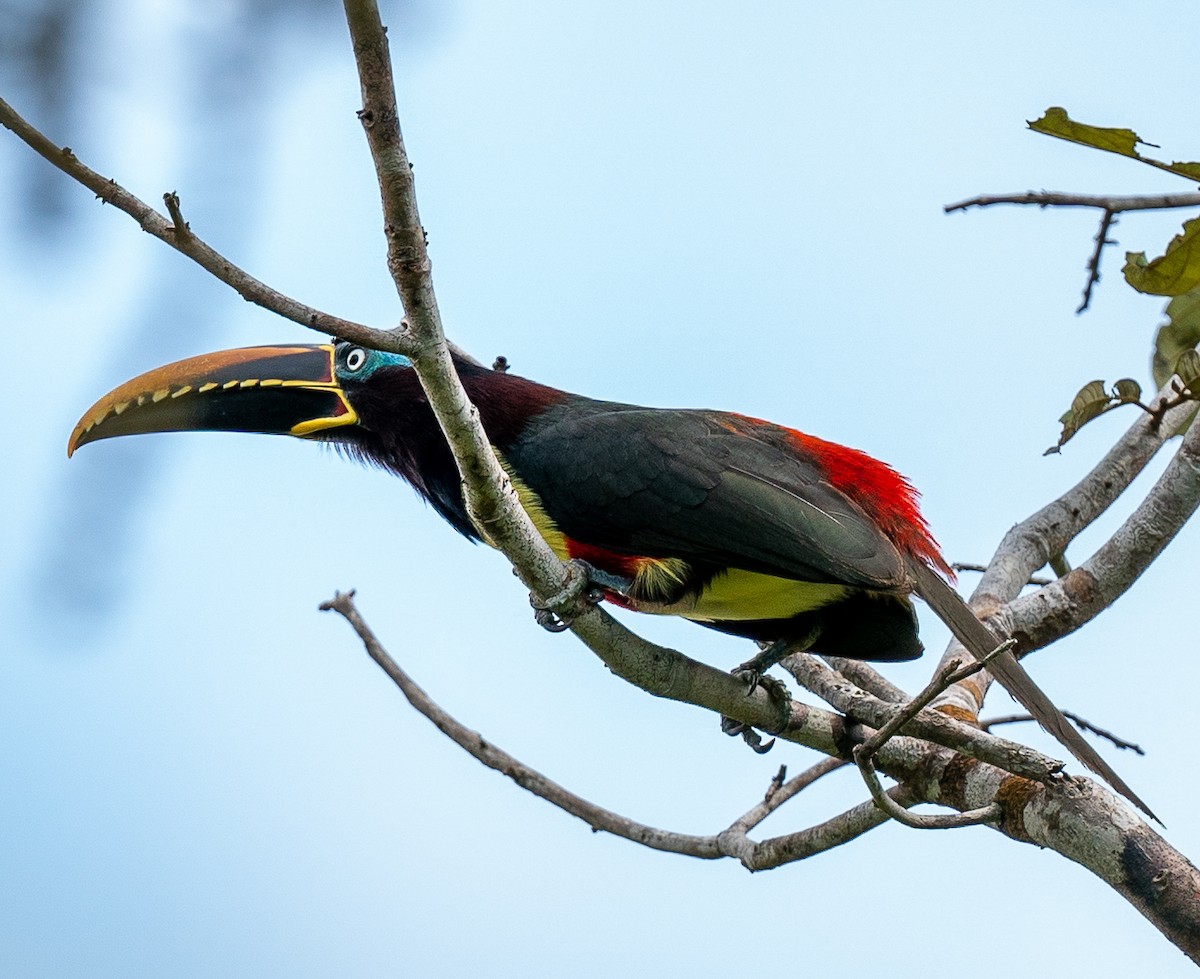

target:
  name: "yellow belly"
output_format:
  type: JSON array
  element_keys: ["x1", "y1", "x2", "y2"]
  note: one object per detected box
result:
[{"x1": 644, "y1": 568, "x2": 848, "y2": 622}]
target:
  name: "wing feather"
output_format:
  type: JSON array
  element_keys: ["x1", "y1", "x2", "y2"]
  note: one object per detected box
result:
[{"x1": 506, "y1": 402, "x2": 906, "y2": 590}]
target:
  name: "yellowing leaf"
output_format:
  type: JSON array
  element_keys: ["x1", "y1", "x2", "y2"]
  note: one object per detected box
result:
[
  {"x1": 1167, "y1": 161, "x2": 1200, "y2": 182},
  {"x1": 1176, "y1": 349, "x2": 1200, "y2": 392},
  {"x1": 1148, "y1": 290, "x2": 1200, "y2": 436},
  {"x1": 1046, "y1": 379, "x2": 1144, "y2": 454},
  {"x1": 1028, "y1": 107, "x2": 1200, "y2": 182},
  {"x1": 1124, "y1": 218, "x2": 1200, "y2": 296},
  {"x1": 1152, "y1": 289, "x2": 1200, "y2": 388},
  {"x1": 1112, "y1": 378, "x2": 1143, "y2": 402},
  {"x1": 1028, "y1": 106, "x2": 1141, "y2": 158}
]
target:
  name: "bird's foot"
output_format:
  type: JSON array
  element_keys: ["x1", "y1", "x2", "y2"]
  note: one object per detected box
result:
[
  {"x1": 720, "y1": 716, "x2": 777, "y2": 754},
  {"x1": 732, "y1": 640, "x2": 791, "y2": 694},
  {"x1": 732, "y1": 669, "x2": 791, "y2": 705},
  {"x1": 529, "y1": 560, "x2": 631, "y2": 632},
  {"x1": 720, "y1": 670, "x2": 792, "y2": 754}
]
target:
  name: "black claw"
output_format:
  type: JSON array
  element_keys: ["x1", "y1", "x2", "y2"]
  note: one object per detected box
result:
[
  {"x1": 733, "y1": 668, "x2": 763, "y2": 697},
  {"x1": 747, "y1": 734, "x2": 776, "y2": 755},
  {"x1": 533, "y1": 607, "x2": 570, "y2": 633},
  {"x1": 721, "y1": 716, "x2": 748, "y2": 737},
  {"x1": 719, "y1": 715, "x2": 776, "y2": 753}
]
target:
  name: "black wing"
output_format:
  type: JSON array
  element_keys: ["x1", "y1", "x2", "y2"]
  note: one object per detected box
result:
[{"x1": 505, "y1": 401, "x2": 907, "y2": 590}]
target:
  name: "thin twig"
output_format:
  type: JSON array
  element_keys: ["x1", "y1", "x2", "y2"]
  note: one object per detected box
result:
[
  {"x1": 1077, "y1": 208, "x2": 1117, "y2": 313},
  {"x1": 343, "y1": 0, "x2": 580, "y2": 609},
  {"x1": 948, "y1": 190, "x2": 1196, "y2": 312},
  {"x1": 984, "y1": 711, "x2": 1146, "y2": 755},
  {"x1": 783, "y1": 653, "x2": 1065, "y2": 784},
  {"x1": 1062, "y1": 711, "x2": 1147, "y2": 755},
  {"x1": 846, "y1": 653, "x2": 1006, "y2": 830},
  {"x1": 162, "y1": 190, "x2": 192, "y2": 242},
  {"x1": 847, "y1": 651, "x2": 1004, "y2": 830},
  {"x1": 852, "y1": 748, "x2": 1001, "y2": 830},
  {"x1": 952, "y1": 562, "x2": 1051, "y2": 586},
  {"x1": 945, "y1": 190, "x2": 1200, "y2": 213},
  {"x1": 725, "y1": 757, "x2": 846, "y2": 836},
  {"x1": 856, "y1": 649, "x2": 1005, "y2": 759}
]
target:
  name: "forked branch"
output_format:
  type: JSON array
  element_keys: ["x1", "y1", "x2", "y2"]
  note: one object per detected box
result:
[
  {"x1": 322, "y1": 589, "x2": 907, "y2": 869},
  {"x1": 945, "y1": 190, "x2": 1200, "y2": 312}
]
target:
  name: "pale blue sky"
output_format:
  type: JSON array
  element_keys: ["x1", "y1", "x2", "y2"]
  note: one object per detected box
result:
[{"x1": 4, "y1": 1, "x2": 1200, "y2": 975}]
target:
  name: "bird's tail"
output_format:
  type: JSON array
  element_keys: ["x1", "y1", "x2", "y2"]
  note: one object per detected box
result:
[{"x1": 906, "y1": 557, "x2": 1157, "y2": 823}]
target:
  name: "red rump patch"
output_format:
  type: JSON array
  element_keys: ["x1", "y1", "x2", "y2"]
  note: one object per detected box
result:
[
  {"x1": 563, "y1": 538, "x2": 643, "y2": 579},
  {"x1": 737, "y1": 414, "x2": 954, "y2": 579},
  {"x1": 562, "y1": 538, "x2": 642, "y2": 608}
]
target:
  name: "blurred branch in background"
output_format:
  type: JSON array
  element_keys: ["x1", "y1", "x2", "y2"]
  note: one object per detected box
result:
[{"x1": 4, "y1": 0, "x2": 357, "y2": 635}]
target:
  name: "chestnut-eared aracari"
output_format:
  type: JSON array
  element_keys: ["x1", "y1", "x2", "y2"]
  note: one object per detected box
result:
[{"x1": 68, "y1": 340, "x2": 1153, "y2": 818}]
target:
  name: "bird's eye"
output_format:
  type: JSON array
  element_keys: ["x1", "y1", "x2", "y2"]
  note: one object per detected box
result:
[{"x1": 345, "y1": 347, "x2": 368, "y2": 372}]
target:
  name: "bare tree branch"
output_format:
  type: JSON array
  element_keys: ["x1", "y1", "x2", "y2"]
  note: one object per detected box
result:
[
  {"x1": 947, "y1": 191, "x2": 1200, "y2": 311},
  {"x1": 930, "y1": 383, "x2": 1197, "y2": 726},
  {"x1": 854, "y1": 749, "x2": 1000, "y2": 830},
  {"x1": 851, "y1": 652, "x2": 1008, "y2": 830},
  {"x1": 975, "y1": 382, "x2": 1193, "y2": 608},
  {"x1": 945, "y1": 190, "x2": 1200, "y2": 213},
  {"x1": 821, "y1": 657, "x2": 909, "y2": 704},
  {"x1": 1000, "y1": 409, "x2": 1200, "y2": 651},
  {"x1": 782, "y1": 653, "x2": 1067, "y2": 784},
  {"x1": 723, "y1": 786, "x2": 918, "y2": 871},
  {"x1": 0, "y1": 95, "x2": 399, "y2": 352},
  {"x1": 322, "y1": 590, "x2": 924, "y2": 871},
  {"x1": 319, "y1": 590, "x2": 728, "y2": 857},
  {"x1": 341, "y1": 0, "x2": 609, "y2": 638},
  {"x1": 0, "y1": 96, "x2": 486, "y2": 367},
  {"x1": 321, "y1": 581, "x2": 1200, "y2": 938}
]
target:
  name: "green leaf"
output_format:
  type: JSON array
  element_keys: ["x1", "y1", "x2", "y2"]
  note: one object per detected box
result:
[
  {"x1": 1150, "y1": 290, "x2": 1200, "y2": 436},
  {"x1": 1028, "y1": 107, "x2": 1200, "y2": 182},
  {"x1": 1046, "y1": 379, "x2": 1141, "y2": 454},
  {"x1": 1124, "y1": 218, "x2": 1200, "y2": 296},
  {"x1": 1167, "y1": 161, "x2": 1200, "y2": 182},
  {"x1": 1151, "y1": 289, "x2": 1200, "y2": 388},
  {"x1": 1175, "y1": 349, "x2": 1200, "y2": 393},
  {"x1": 1028, "y1": 106, "x2": 1141, "y2": 158},
  {"x1": 1112, "y1": 378, "x2": 1143, "y2": 402}
]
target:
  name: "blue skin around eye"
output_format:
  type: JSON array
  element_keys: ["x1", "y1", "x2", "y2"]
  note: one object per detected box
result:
[{"x1": 336, "y1": 347, "x2": 412, "y2": 381}]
